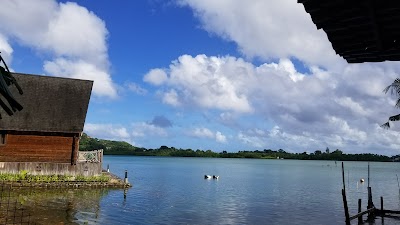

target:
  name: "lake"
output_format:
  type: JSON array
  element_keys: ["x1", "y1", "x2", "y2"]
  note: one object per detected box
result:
[{"x1": 10, "y1": 156, "x2": 400, "y2": 224}]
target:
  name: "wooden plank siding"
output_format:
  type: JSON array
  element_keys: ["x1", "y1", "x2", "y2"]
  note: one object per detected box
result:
[{"x1": 0, "y1": 133, "x2": 75, "y2": 163}]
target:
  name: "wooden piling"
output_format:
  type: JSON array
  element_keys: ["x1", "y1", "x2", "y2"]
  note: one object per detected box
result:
[
  {"x1": 349, "y1": 207, "x2": 375, "y2": 221},
  {"x1": 368, "y1": 162, "x2": 370, "y2": 187},
  {"x1": 342, "y1": 162, "x2": 346, "y2": 191},
  {"x1": 367, "y1": 186, "x2": 375, "y2": 219},
  {"x1": 124, "y1": 170, "x2": 128, "y2": 184},
  {"x1": 342, "y1": 189, "x2": 350, "y2": 225},
  {"x1": 381, "y1": 196, "x2": 384, "y2": 216},
  {"x1": 358, "y1": 199, "x2": 362, "y2": 224}
]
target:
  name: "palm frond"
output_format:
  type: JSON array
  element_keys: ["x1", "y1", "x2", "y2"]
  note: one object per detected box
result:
[
  {"x1": 381, "y1": 122, "x2": 390, "y2": 129},
  {"x1": 382, "y1": 78, "x2": 400, "y2": 129},
  {"x1": 383, "y1": 78, "x2": 400, "y2": 96},
  {"x1": 389, "y1": 114, "x2": 400, "y2": 121}
]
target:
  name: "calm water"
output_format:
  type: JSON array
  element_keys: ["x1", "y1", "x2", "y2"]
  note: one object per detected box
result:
[{"x1": 14, "y1": 156, "x2": 400, "y2": 224}]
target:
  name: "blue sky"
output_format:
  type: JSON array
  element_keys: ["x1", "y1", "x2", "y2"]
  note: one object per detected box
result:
[{"x1": 2, "y1": 0, "x2": 400, "y2": 155}]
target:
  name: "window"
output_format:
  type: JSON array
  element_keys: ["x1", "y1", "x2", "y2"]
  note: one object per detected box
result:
[{"x1": 0, "y1": 132, "x2": 6, "y2": 146}]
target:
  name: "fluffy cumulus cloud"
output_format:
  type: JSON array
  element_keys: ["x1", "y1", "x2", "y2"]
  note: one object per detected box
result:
[
  {"x1": 132, "y1": 0, "x2": 400, "y2": 155},
  {"x1": 84, "y1": 123, "x2": 131, "y2": 141},
  {"x1": 144, "y1": 68, "x2": 168, "y2": 86},
  {"x1": 84, "y1": 122, "x2": 170, "y2": 147},
  {"x1": 145, "y1": 52, "x2": 400, "y2": 154},
  {"x1": 176, "y1": 0, "x2": 346, "y2": 70},
  {"x1": 188, "y1": 127, "x2": 227, "y2": 143},
  {"x1": 0, "y1": 0, "x2": 117, "y2": 98},
  {"x1": 146, "y1": 54, "x2": 253, "y2": 113},
  {"x1": 215, "y1": 131, "x2": 227, "y2": 143}
]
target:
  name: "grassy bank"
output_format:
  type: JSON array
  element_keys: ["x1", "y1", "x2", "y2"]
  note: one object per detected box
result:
[{"x1": 0, "y1": 170, "x2": 110, "y2": 182}]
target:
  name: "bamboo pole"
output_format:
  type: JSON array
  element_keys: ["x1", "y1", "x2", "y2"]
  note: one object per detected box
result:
[
  {"x1": 342, "y1": 189, "x2": 350, "y2": 225},
  {"x1": 342, "y1": 162, "x2": 346, "y2": 191},
  {"x1": 358, "y1": 199, "x2": 362, "y2": 224},
  {"x1": 349, "y1": 207, "x2": 375, "y2": 221},
  {"x1": 368, "y1": 162, "x2": 370, "y2": 187},
  {"x1": 367, "y1": 186, "x2": 375, "y2": 219}
]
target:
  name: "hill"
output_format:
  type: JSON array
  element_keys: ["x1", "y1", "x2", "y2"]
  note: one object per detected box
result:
[{"x1": 79, "y1": 133, "x2": 396, "y2": 161}]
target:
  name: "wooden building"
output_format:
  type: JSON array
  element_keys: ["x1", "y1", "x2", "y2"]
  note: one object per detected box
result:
[
  {"x1": 0, "y1": 73, "x2": 100, "y2": 176},
  {"x1": 298, "y1": 0, "x2": 400, "y2": 63}
]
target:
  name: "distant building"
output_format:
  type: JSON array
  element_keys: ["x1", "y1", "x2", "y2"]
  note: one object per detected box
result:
[{"x1": 0, "y1": 73, "x2": 101, "y2": 176}]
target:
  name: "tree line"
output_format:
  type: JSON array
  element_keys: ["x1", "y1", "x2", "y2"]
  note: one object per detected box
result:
[{"x1": 79, "y1": 133, "x2": 397, "y2": 162}]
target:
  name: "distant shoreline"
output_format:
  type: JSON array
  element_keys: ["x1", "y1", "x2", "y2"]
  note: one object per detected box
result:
[
  {"x1": 102, "y1": 152, "x2": 394, "y2": 162},
  {"x1": 80, "y1": 134, "x2": 396, "y2": 162}
]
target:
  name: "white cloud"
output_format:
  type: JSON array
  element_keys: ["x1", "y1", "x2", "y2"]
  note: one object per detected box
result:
[
  {"x1": 215, "y1": 131, "x2": 227, "y2": 143},
  {"x1": 84, "y1": 123, "x2": 130, "y2": 140},
  {"x1": 131, "y1": 122, "x2": 168, "y2": 138},
  {"x1": 188, "y1": 127, "x2": 227, "y2": 143},
  {"x1": 44, "y1": 58, "x2": 117, "y2": 98},
  {"x1": 334, "y1": 97, "x2": 369, "y2": 117},
  {"x1": 144, "y1": 68, "x2": 168, "y2": 85},
  {"x1": 162, "y1": 89, "x2": 181, "y2": 106},
  {"x1": 189, "y1": 127, "x2": 214, "y2": 138},
  {"x1": 146, "y1": 52, "x2": 400, "y2": 154},
  {"x1": 84, "y1": 122, "x2": 170, "y2": 147},
  {"x1": 42, "y1": 2, "x2": 108, "y2": 66},
  {"x1": 167, "y1": 0, "x2": 400, "y2": 154},
  {"x1": 176, "y1": 0, "x2": 346, "y2": 70},
  {"x1": 0, "y1": 0, "x2": 117, "y2": 98},
  {"x1": 146, "y1": 54, "x2": 253, "y2": 113},
  {"x1": 0, "y1": 34, "x2": 13, "y2": 64},
  {"x1": 127, "y1": 82, "x2": 148, "y2": 95},
  {"x1": 238, "y1": 132, "x2": 265, "y2": 149}
]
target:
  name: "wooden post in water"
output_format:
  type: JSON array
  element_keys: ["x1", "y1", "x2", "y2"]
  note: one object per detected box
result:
[
  {"x1": 367, "y1": 186, "x2": 375, "y2": 219},
  {"x1": 368, "y1": 162, "x2": 370, "y2": 187},
  {"x1": 342, "y1": 189, "x2": 350, "y2": 225},
  {"x1": 342, "y1": 162, "x2": 346, "y2": 191},
  {"x1": 124, "y1": 170, "x2": 128, "y2": 184},
  {"x1": 381, "y1": 196, "x2": 384, "y2": 215},
  {"x1": 358, "y1": 199, "x2": 362, "y2": 224}
]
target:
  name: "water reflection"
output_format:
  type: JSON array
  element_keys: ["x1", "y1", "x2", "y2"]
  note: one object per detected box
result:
[
  {"x1": 4, "y1": 158, "x2": 400, "y2": 225},
  {"x1": 13, "y1": 188, "x2": 112, "y2": 224}
]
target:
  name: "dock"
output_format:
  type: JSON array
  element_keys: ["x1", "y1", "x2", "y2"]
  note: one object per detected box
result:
[{"x1": 341, "y1": 162, "x2": 400, "y2": 224}]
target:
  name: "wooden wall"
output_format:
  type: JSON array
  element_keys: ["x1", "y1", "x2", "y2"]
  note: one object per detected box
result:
[
  {"x1": 0, "y1": 161, "x2": 102, "y2": 176},
  {"x1": 0, "y1": 133, "x2": 74, "y2": 163}
]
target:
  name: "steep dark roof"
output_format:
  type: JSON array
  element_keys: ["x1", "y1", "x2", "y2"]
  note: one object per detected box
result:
[
  {"x1": 298, "y1": 0, "x2": 400, "y2": 63},
  {"x1": 0, "y1": 73, "x2": 93, "y2": 133}
]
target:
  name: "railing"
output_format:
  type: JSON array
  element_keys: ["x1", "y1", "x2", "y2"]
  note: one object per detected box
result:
[{"x1": 78, "y1": 149, "x2": 103, "y2": 163}]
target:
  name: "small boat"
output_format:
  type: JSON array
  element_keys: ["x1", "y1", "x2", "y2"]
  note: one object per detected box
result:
[
  {"x1": 204, "y1": 175, "x2": 212, "y2": 179},
  {"x1": 213, "y1": 175, "x2": 219, "y2": 179}
]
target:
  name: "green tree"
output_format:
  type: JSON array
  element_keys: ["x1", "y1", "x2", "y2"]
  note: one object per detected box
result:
[
  {"x1": 325, "y1": 147, "x2": 330, "y2": 154},
  {"x1": 382, "y1": 78, "x2": 400, "y2": 128}
]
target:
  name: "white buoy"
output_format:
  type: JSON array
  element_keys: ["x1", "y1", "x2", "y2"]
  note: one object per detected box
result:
[
  {"x1": 360, "y1": 178, "x2": 365, "y2": 183},
  {"x1": 204, "y1": 175, "x2": 212, "y2": 179},
  {"x1": 213, "y1": 175, "x2": 219, "y2": 179}
]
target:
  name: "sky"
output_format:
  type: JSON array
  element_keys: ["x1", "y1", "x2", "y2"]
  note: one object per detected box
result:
[{"x1": 1, "y1": 0, "x2": 400, "y2": 155}]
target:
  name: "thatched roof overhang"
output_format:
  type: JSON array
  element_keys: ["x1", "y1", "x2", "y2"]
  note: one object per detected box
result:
[
  {"x1": 0, "y1": 73, "x2": 93, "y2": 134},
  {"x1": 298, "y1": 0, "x2": 400, "y2": 63}
]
